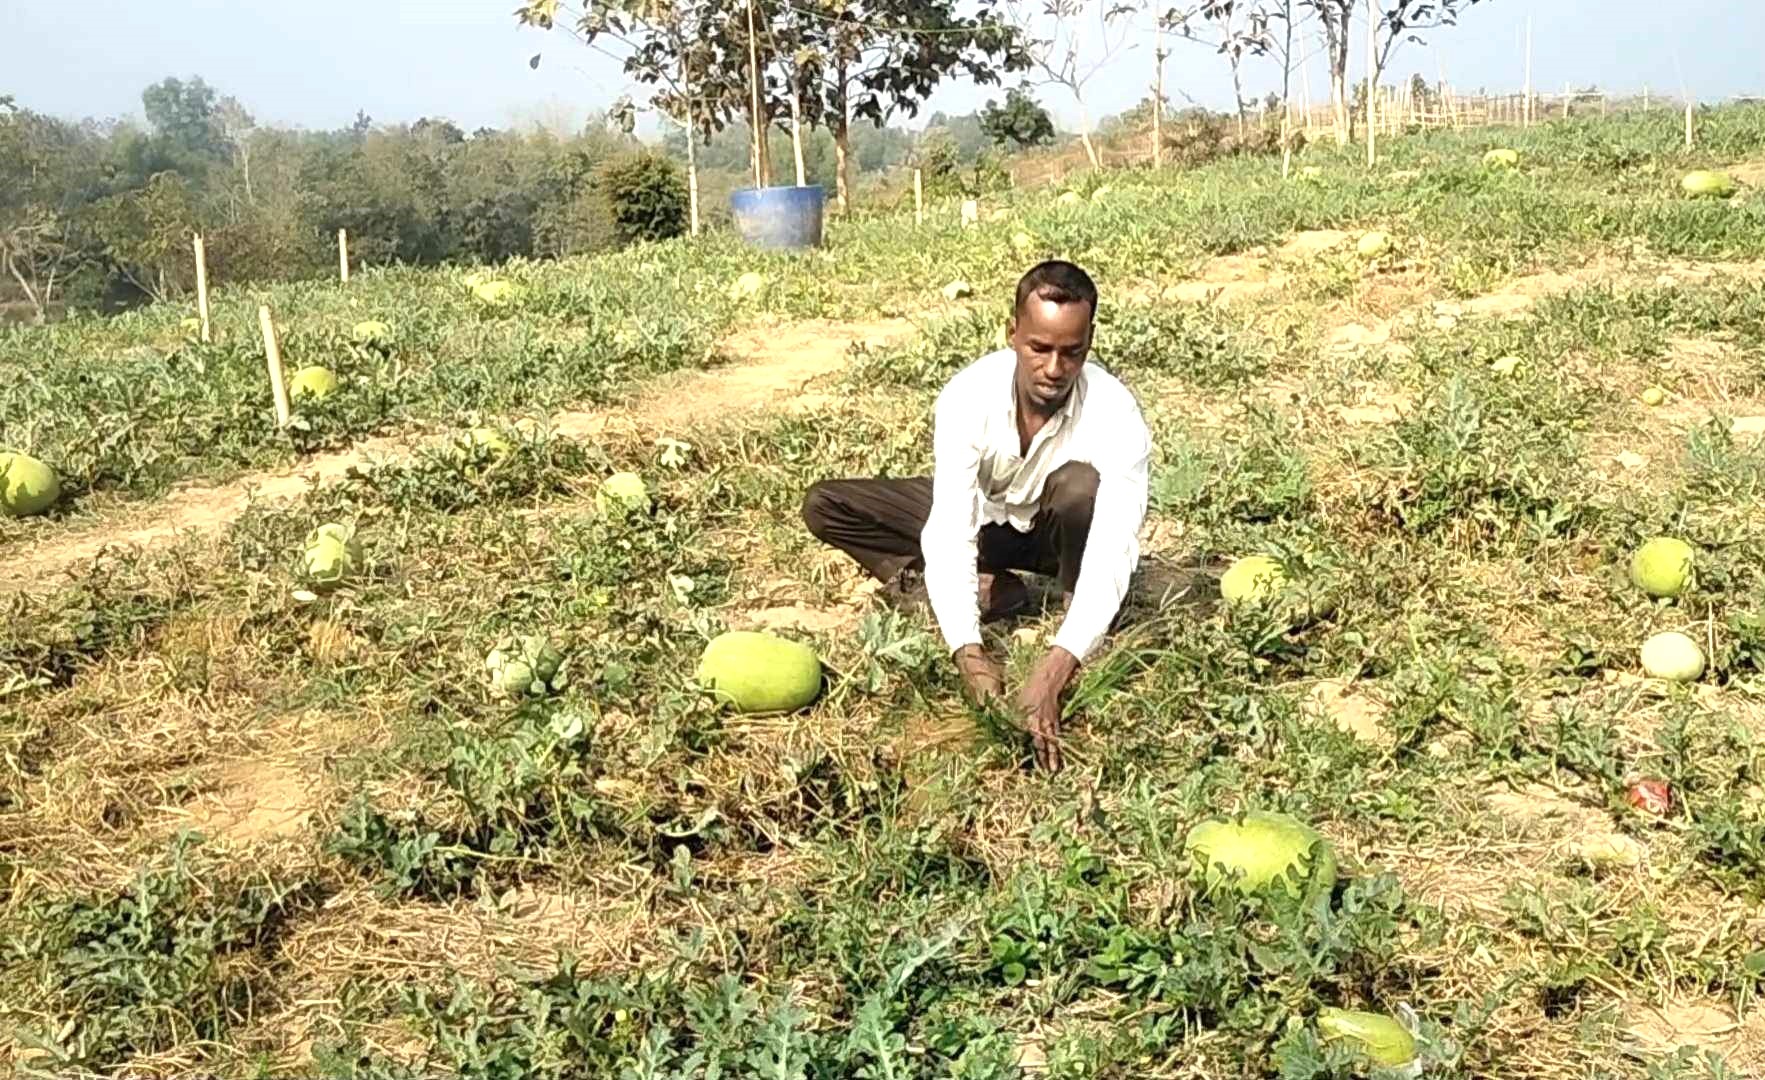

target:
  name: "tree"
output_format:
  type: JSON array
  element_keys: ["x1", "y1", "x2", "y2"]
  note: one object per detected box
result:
[
  {"x1": 83, "y1": 171, "x2": 200, "y2": 302},
  {"x1": 773, "y1": 0, "x2": 1026, "y2": 211},
  {"x1": 1296, "y1": 0, "x2": 1352, "y2": 144},
  {"x1": 1168, "y1": 1, "x2": 1277, "y2": 131},
  {"x1": 214, "y1": 95, "x2": 258, "y2": 209},
  {"x1": 0, "y1": 104, "x2": 86, "y2": 320},
  {"x1": 140, "y1": 76, "x2": 226, "y2": 170},
  {"x1": 1300, "y1": 0, "x2": 1484, "y2": 145},
  {"x1": 980, "y1": 86, "x2": 1055, "y2": 149},
  {"x1": 1005, "y1": 0, "x2": 1137, "y2": 170}
]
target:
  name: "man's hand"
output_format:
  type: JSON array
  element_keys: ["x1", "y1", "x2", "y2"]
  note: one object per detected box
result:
[
  {"x1": 953, "y1": 643, "x2": 1005, "y2": 704},
  {"x1": 1017, "y1": 646, "x2": 1080, "y2": 772}
]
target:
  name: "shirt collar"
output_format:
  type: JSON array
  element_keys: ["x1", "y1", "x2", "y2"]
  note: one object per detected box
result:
[{"x1": 1004, "y1": 359, "x2": 1086, "y2": 431}]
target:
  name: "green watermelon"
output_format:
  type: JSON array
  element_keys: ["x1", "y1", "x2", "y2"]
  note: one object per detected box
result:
[
  {"x1": 0, "y1": 452, "x2": 60, "y2": 518},
  {"x1": 697, "y1": 631, "x2": 823, "y2": 714}
]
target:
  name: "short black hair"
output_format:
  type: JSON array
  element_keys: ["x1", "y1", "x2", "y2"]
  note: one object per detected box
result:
[{"x1": 1014, "y1": 260, "x2": 1098, "y2": 320}]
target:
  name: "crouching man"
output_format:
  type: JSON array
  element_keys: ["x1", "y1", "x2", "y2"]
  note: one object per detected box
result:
[{"x1": 802, "y1": 261, "x2": 1152, "y2": 771}]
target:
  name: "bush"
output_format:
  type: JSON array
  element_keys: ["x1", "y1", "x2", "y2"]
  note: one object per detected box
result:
[{"x1": 595, "y1": 150, "x2": 688, "y2": 245}]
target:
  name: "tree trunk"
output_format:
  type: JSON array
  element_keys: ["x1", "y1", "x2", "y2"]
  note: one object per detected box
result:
[
  {"x1": 789, "y1": 84, "x2": 807, "y2": 187},
  {"x1": 757, "y1": 117, "x2": 773, "y2": 187},
  {"x1": 833, "y1": 116, "x2": 851, "y2": 214},
  {"x1": 834, "y1": 57, "x2": 851, "y2": 212},
  {"x1": 1230, "y1": 56, "x2": 1248, "y2": 133},
  {"x1": 685, "y1": 118, "x2": 701, "y2": 235},
  {"x1": 1076, "y1": 98, "x2": 1100, "y2": 170},
  {"x1": 1325, "y1": 13, "x2": 1351, "y2": 146},
  {"x1": 3, "y1": 246, "x2": 45, "y2": 323}
]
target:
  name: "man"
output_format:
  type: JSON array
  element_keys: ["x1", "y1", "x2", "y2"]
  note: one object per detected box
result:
[{"x1": 802, "y1": 261, "x2": 1152, "y2": 771}]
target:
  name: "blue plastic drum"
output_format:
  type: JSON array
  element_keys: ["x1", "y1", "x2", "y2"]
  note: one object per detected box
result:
[{"x1": 729, "y1": 185, "x2": 826, "y2": 249}]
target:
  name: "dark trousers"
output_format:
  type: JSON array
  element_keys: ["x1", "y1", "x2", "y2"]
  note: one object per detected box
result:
[{"x1": 801, "y1": 461, "x2": 1100, "y2": 591}]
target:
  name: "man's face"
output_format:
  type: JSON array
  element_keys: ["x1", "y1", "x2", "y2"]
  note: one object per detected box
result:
[{"x1": 1008, "y1": 294, "x2": 1093, "y2": 413}]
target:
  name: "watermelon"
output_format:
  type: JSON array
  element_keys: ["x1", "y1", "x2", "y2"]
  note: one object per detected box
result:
[
  {"x1": 1641, "y1": 631, "x2": 1704, "y2": 683},
  {"x1": 1317, "y1": 1008, "x2": 1418, "y2": 1069},
  {"x1": 352, "y1": 320, "x2": 393, "y2": 350},
  {"x1": 471, "y1": 279, "x2": 518, "y2": 306},
  {"x1": 1220, "y1": 555, "x2": 1287, "y2": 605},
  {"x1": 728, "y1": 272, "x2": 767, "y2": 301},
  {"x1": 1681, "y1": 170, "x2": 1736, "y2": 199},
  {"x1": 1185, "y1": 810, "x2": 1337, "y2": 899},
  {"x1": 1483, "y1": 148, "x2": 1520, "y2": 169},
  {"x1": 449, "y1": 426, "x2": 514, "y2": 466},
  {"x1": 0, "y1": 452, "x2": 60, "y2": 518},
  {"x1": 288, "y1": 366, "x2": 339, "y2": 401},
  {"x1": 1630, "y1": 538, "x2": 1694, "y2": 598},
  {"x1": 486, "y1": 634, "x2": 567, "y2": 698},
  {"x1": 596, "y1": 472, "x2": 650, "y2": 516},
  {"x1": 697, "y1": 630, "x2": 823, "y2": 714},
  {"x1": 302, "y1": 523, "x2": 362, "y2": 591}
]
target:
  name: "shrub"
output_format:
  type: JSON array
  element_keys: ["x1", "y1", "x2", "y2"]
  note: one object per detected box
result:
[{"x1": 595, "y1": 150, "x2": 688, "y2": 245}]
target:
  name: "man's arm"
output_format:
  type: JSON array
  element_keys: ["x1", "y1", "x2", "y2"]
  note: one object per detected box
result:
[
  {"x1": 920, "y1": 383, "x2": 986, "y2": 661},
  {"x1": 1048, "y1": 413, "x2": 1152, "y2": 663},
  {"x1": 1018, "y1": 406, "x2": 1152, "y2": 769}
]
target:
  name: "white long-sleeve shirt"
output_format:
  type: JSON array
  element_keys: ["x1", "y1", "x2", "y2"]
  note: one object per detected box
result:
[{"x1": 920, "y1": 349, "x2": 1152, "y2": 663}]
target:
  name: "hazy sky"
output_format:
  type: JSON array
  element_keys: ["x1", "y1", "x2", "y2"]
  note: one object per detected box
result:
[{"x1": 4, "y1": 1, "x2": 1761, "y2": 136}]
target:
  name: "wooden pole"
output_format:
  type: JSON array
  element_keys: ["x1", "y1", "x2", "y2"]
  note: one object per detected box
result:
[
  {"x1": 682, "y1": 56, "x2": 700, "y2": 236},
  {"x1": 192, "y1": 234, "x2": 211, "y2": 343},
  {"x1": 1523, "y1": 16, "x2": 1533, "y2": 126},
  {"x1": 1152, "y1": 13, "x2": 1164, "y2": 169},
  {"x1": 913, "y1": 168, "x2": 923, "y2": 226},
  {"x1": 1563, "y1": 81, "x2": 1570, "y2": 120},
  {"x1": 1301, "y1": 55, "x2": 1313, "y2": 134},
  {"x1": 257, "y1": 306, "x2": 291, "y2": 429},
  {"x1": 1366, "y1": 0, "x2": 1378, "y2": 166},
  {"x1": 337, "y1": 229, "x2": 349, "y2": 283},
  {"x1": 1686, "y1": 99, "x2": 1694, "y2": 150},
  {"x1": 1643, "y1": 85, "x2": 1650, "y2": 111},
  {"x1": 788, "y1": 80, "x2": 807, "y2": 187},
  {"x1": 746, "y1": 0, "x2": 763, "y2": 190}
]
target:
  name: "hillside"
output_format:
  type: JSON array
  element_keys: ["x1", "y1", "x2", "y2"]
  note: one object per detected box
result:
[{"x1": 5, "y1": 107, "x2": 1765, "y2": 1079}]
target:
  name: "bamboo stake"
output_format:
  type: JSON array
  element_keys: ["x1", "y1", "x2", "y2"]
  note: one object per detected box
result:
[
  {"x1": 789, "y1": 85, "x2": 807, "y2": 187},
  {"x1": 1686, "y1": 99, "x2": 1694, "y2": 150},
  {"x1": 192, "y1": 234, "x2": 211, "y2": 343},
  {"x1": 1301, "y1": 57, "x2": 1312, "y2": 134},
  {"x1": 913, "y1": 168, "x2": 923, "y2": 226},
  {"x1": 1643, "y1": 85, "x2": 1650, "y2": 111},
  {"x1": 1152, "y1": 12, "x2": 1164, "y2": 169},
  {"x1": 681, "y1": 56, "x2": 700, "y2": 236},
  {"x1": 746, "y1": 0, "x2": 763, "y2": 189},
  {"x1": 1366, "y1": 0, "x2": 1378, "y2": 166},
  {"x1": 1522, "y1": 16, "x2": 1533, "y2": 126},
  {"x1": 337, "y1": 229, "x2": 349, "y2": 283},
  {"x1": 257, "y1": 306, "x2": 291, "y2": 429}
]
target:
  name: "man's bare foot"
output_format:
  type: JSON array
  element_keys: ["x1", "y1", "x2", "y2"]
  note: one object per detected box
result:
[{"x1": 980, "y1": 571, "x2": 1030, "y2": 622}]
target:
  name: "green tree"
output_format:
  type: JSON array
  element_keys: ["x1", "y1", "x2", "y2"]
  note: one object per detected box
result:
[
  {"x1": 140, "y1": 76, "x2": 226, "y2": 171},
  {"x1": 596, "y1": 150, "x2": 687, "y2": 244},
  {"x1": 82, "y1": 171, "x2": 201, "y2": 302},
  {"x1": 980, "y1": 87, "x2": 1054, "y2": 149},
  {"x1": 0, "y1": 103, "x2": 88, "y2": 319}
]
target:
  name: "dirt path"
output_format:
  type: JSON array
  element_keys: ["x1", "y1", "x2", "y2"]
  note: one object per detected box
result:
[{"x1": 2, "y1": 317, "x2": 914, "y2": 598}]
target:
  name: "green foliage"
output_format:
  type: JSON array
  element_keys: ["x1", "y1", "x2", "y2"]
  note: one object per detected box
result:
[
  {"x1": 980, "y1": 87, "x2": 1055, "y2": 150},
  {"x1": 1, "y1": 834, "x2": 314, "y2": 1073},
  {"x1": 595, "y1": 150, "x2": 688, "y2": 245}
]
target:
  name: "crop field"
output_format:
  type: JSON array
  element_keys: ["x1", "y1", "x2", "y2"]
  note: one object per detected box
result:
[{"x1": 9, "y1": 107, "x2": 1765, "y2": 1079}]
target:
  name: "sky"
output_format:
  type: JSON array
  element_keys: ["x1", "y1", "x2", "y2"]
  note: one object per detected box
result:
[{"x1": 3, "y1": 1, "x2": 1762, "y2": 138}]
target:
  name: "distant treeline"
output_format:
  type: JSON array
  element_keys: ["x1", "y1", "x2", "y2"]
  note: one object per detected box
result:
[{"x1": 0, "y1": 76, "x2": 1022, "y2": 320}]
